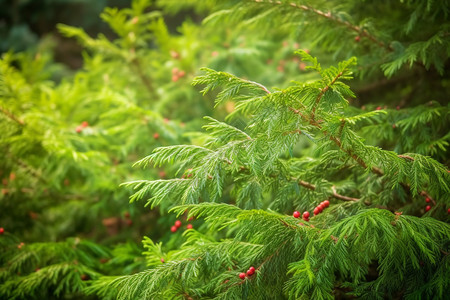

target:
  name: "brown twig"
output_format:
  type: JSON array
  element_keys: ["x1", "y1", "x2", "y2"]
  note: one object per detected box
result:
[
  {"x1": 0, "y1": 106, "x2": 25, "y2": 126},
  {"x1": 251, "y1": 0, "x2": 392, "y2": 51},
  {"x1": 311, "y1": 71, "x2": 343, "y2": 120},
  {"x1": 298, "y1": 179, "x2": 359, "y2": 202}
]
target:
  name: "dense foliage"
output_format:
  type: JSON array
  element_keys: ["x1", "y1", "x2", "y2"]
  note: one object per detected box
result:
[{"x1": 1, "y1": 0, "x2": 449, "y2": 299}]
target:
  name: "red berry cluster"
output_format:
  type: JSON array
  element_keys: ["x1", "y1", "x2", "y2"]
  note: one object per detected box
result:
[
  {"x1": 313, "y1": 200, "x2": 330, "y2": 216},
  {"x1": 424, "y1": 197, "x2": 434, "y2": 212},
  {"x1": 75, "y1": 121, "x2": 89, "y2": 133},
  {"x1": 239, "y1": 266, "x2": 256, "y2": 280},
  {"x1": 172, "y1": 67, "x2": 186, "y2": 82},
  {"x1": 171, "y1": 215, "x2": 194, "y2": 233},
  {"x1": 0, "y1": 227, "x2": 4, "y2": 234}
]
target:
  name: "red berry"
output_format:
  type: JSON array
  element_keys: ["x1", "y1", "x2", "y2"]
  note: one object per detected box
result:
[
  {"x1": 376, "y1": 106, "x2": 382, "y2": 110},
  {"x1": 396, "y1": 105, "x2": 400, "y2": 110},
  {"x1": 124, "y1": 211, "x2": 130, "y2": 219},
  {"x1": 9, "y1": 173, "x2": 15, "y2": 181},
  {"x1": 178, "y1": 70, "x2": 186, "y2": 77},
  {"x1": 172, "y1": 67, "x2": 179, "y2": 75},
  {"x1": 317, "y1": 205, "x2": 324, "y2": 213},
  {"x1": 447, "y1": 208, "x2": 450, "y2": 214},
  {"x1": 355, "y1": 36, "x2": 360, "y2": 42},
  {"x1": 211, "y1": 51, "x2": 219, "y2": 57},
  {"x1": 323, "y1": 200, "x2": 330, "y2": 208},
  {"x1": 170, "y1": 225, "x2": 177, "y2": 233},
  {"x1": 247, "y1": 268, "x2": 255, "y2": 276},
  {"x1": 186, "y1": 224, "x2": 193, "y2": 229},
  {"x1": 160, "y1": 258, "x2": 165, "y2": 263},
  {"x1": 425, "y1": 198, "x2": 431, "y2": 203},
  {"x1": 392, "y1": 124, "x2": 396, "y2": 129},
  {"x1": 170, "y1": 50, "x2": 180, "y2": 59},
  {"x1": 302, "y1": 211, "x2": 310, "y2": 219},
  {"x1": 172, "y1": 74, "x2": 179, "y2": 82},
  {"x1": 249, "y1": 266, "x2": 255, "y2": 272},
  {"x1": 76, "y1": 126, "x2": 82, "y2": 133},
  {"x1": 239, "y1": 272, "x2": 246, "y2": 280},
  {"x1": 81, "y1": 121, "x2": 89, "y2": 128},
  {"x1": 126, "y1": 219, "x2": 133, "y2": 226},
  {"x1": 80, "y1": 274, "x2": 89, "y2": 281},
  {"x1": 0, "y1": 227, "x2": 4, "y2": 234},
  {"x1": 425, "y1": 205, "x2": 431, "y2": 212},
  {"x1": 293, "y1": 211, "x2": 300, "y2": 218},
  {"x1": 153, "y1": 133, "x2": 160, "y2": 139},
  {"x1": 313, "y1": 207, "x2": 320, "y2": 215},
  {"x1": 175, "y1": 220, "x2": 182, "y2": 228}
]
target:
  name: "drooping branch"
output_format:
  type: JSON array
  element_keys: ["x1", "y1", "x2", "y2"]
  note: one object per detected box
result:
[{"x1": 251, "y1": 0, "x2": 392, "y2": 51}]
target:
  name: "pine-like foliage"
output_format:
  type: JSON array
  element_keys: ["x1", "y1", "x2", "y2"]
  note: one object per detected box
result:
[
  {"x1": 1, "y1": 0, "x2": 449, "y2": 299},
  {"x1": 91, "y1": 49, "x2": 449, "y2": 299}
]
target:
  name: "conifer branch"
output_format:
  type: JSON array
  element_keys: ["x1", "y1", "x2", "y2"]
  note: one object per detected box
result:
[
  {"x1": 251, "y1": 0, "x2": 392, "y2": 51},
  {"x1": 245, "y1": 79, "x2": 271, "y2": 94},
  {"x1": 311, "y1": 71, "x2": 343, "y2": 120},
  {"x1": 252, "y1": 0, "x2": 394, "y2": 51},
  {"x1": 131, "y1": 57, "x2": 154, "y2": 97},
  {"x1": 298, "y1": 179, "x2": 359, "y2": 202},
  {"x1": 0, "y1": 106, "x2": 25, "y2": 126}
]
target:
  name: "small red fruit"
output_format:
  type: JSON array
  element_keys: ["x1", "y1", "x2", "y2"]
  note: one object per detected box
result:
[
  {"x1": 247, "y1": 268, "x2": 255, "y2": 276},
  {"x1": 376, "y1": 106, "x2": 382, "y2": 110},
  {"x1": 313, "y1": 207, "x2": 320, "y2": 215},
  {"x1": 396, "y1": 105, "x2": 400, "y2": 110},
  {"x1": 447, "y1": 208, "x2": 450, "y2": 214},
  {"x1": 302, "y1": 211, "x2": 310, "y2": 219},
  {"x1": 322, "y1": 200, "x2": 330, "y2": 208},
  {"x1": 317, "y1": 205, "x2": 324, "y2": 213},
  {"x1": 293, "y1": 211, "x2": 300, "y2": 218},
  {"x1": 172, "y1": 67, "x2": 179, "y2": 75},
  {"x1": 425, "y1": 205, "x2": 431, "y2": 212},
  {"x1": 354, "y1": 36, "x2": 360, "y2": 42},
  {"x1": 239, "y1": 272, "x2": 246, "y2": 280},
  {"x1": 126, "y1": 219, "x2": 133, "y2": 226},
  {"x1": 175, "y1": 220, "x2": 182, "y2": 228},
  {"x1": 170, "y1": 50, "x2": 180, "y2": 59},
  {"x1": 425, "y1": 198, "x2": 431, "y2": 203},
  {"x1": 211, "y1": 51, "x2": 219, "y2": 57},
  {"x1": 170, "y1": 225, "x2": 177, "y2": 233},
  {"x1": 186, "y1": 224, "x2": 193, "y2": 229},
  {"x1": 124, "y1": 211, "x2": 130, "y2": 218},
  {"x1": 160, "y1": 258, "x2": 165, "y2": 263},
  {"x1": 80, "y1": 274, "x2": 89, "y2": 281},
  {"x1": 76, "y1": 126, "x2": 82, "y2": 133},
  {"x1": 249, "y1": 266, "x2": 255, "y2": 272},
  {"x1": 9, "y1": 173, "x2": 15, "y2": 181},
  {"x1": 172, "y1": 74, "x2": 179, "y2": 82},
  {"x1": 81, "y1": 121, "x2": 89, "y2": 128},
  {"x1": 153, "y1": 133, "x2": 160, "y2": 139},
  {"x1": 178, "y1": 70, "x2": 186, "y2": 77},
  {"x1": 0, "y1": 227, "x2": 4, "y2": 234}
]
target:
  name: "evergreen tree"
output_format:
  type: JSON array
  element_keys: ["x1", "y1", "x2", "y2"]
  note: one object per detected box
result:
[{"x1": 1, "y1": 0, "x2": 449, "y2": 299}]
